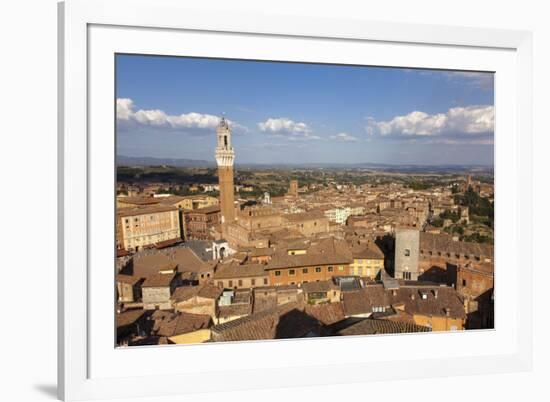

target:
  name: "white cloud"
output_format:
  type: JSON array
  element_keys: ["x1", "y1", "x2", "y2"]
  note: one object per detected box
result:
[
  {"x1": 116, "y1": 98, "x2": 247, "y2": 132},
  {"x1": 366, "y1": 105, "x2": 494, "y2": 139},
  {"x1": 330, "y1": 132, "x2": 359, "y2": 142},
  {"x1": 258, "y1": 117, "x2": 310, "y2": 134}
]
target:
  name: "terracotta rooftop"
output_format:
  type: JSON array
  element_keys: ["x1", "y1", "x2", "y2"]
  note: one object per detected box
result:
[
  {"x1": 284, "y1": 210, "x2": 326, "y2": 222},
  {"x1": 171, "y1": 283, "x2": 223, "y2": 302},
  {"x1": 154, "y1": 311, "x2": 212, "y2": 337},
  {"x1": 142, "y1": 272, "x2": 176, "y2": 288},
  {"x1": 343, "y1": 284, "x2": 466, "y2": 319},
  {"x1": 266, "y1": 238, "x2": 353, "y2": 270},
  {"x1": 350, "y1": 242, "x2": 385, "y2": 260},
  {"x1": 186, "y1": 204, "x2": 221, "y2": 214},
  {"x1": 170, "y1": 247, "x2": 214, "y2": 274},
  {"x1": 117, "y1": 196, "x2": 161, "y2": 206},
  {"x1": 132, "y1": 253, "x2": 177, "y2": 278},
  {"x1": 211, "y1": 302, "x2": 318, "y2": 342},
  {"x1": 337, "y1": 318, "x2": 431, "y2": 336},
  {"x1": 117, "y1": 204, "x2": 178, "y2": 217},
  {"x1": 213, "y1": 261, "x2": 267, "y2": 279},
  {"x1": 116, "y1": 309, "x2": 146, "y2": 328},
  {"x1": 305, "y1": 302, "x2": 346, "y2": 326},
  {"x1": 420, "y1": 232, "x2": 493, "y2": 258},
  {"x1": 116, "y1": 274, "x2": 142, "y2": 286}
]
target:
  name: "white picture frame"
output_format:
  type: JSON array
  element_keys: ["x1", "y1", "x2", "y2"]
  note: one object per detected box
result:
[{"x1": 58, "y1": 0, "x2": 533, "y2": 400}]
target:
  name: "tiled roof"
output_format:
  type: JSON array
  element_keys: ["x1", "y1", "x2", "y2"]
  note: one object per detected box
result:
[
  {"x1": 218, "y1": 303, "x2": 252, "y2": 319},
  {"x1": 142, "y1": 272, "x2": 176, "y2": 288},
  {"x1": 172, "y1": 283, "x2": 223, "y2": 302},
  {"x1": 211, "y1": 302, "x2": 318, "y2": 342},
  {"x1": 186, "y1": 205, "x2": 221, "y2": 214},
  {"x1": 337, "y1": 318, "x2": 431, "y2": 335},
  {"x1": 350, "y1": 242, "x2": 385, "y2": 260},
  {"x1": 343, "y1": 284, "x2": 466, "y2": 319},
  {"x1": 116, "y1": 274, "x2": 142, "y2": 286},
  {"x1": 342, "y1": 289, "x2": 376, "y2": 316},
  {"x1": 170, "y1": 247, "x2": 213, "y2": 274},
  {"x1": 132, "y1": 253, "x2": 176, "y2": 278},
  {"x1": 213, "y1": 261, "x2": 267, "y2": 279},
  {"x1": 116, "y1": 309, "x2": 146, "y2": 328},
  {"x1": 266, "y1": 239, "x2": 353, "y2": 270},
  {"x1": 154, "y1": 312, "x2": 212, "y2": 337},
  {"x1": 420, "y1": 232, "x2": 493, "y2": 258},
  {"x1": 302, "y1": 280, "x2": 336, "y2": 294},
  {"x1": 117, "y1": 196, "x2": 161, "y2": 206},
  {"x1": 305, "y1": 303, "x2": 346, "y2": 325},
  {"x1": 284, "y1": 211, "x2": 326, "y2": 222},
  {"x1": 117, "y1": 204, "x2": 178, "y2": 217}
]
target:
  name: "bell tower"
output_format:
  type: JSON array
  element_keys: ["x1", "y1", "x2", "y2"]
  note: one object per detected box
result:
[{"x1": 215, "y1": 116, "x2": 236, "y2": 225}]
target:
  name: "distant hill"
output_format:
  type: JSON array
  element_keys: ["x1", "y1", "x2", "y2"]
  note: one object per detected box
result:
[
  {"x1": 116, "y1": 155, "x2": 215, "y2": 168},
  {"x1": 116, "y1": 155, "x2": 493, "y2": 175}
]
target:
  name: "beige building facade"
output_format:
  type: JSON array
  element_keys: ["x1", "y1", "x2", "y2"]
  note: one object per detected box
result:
[{"x1": 116, "y1": 205, "x2": 181, "y2": 251}]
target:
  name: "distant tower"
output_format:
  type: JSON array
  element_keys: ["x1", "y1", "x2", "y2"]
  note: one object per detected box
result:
[
  {"x1": 263, "y1": 192, "x2": 271, "y2": 205},
  {"x1": 215, "y1": 116, "x2": 236, "y2": 225},
  {"x1": 288, "y1": 180, "x2": 298, "y2": 197},
  {"x1": 394, "y1": 227, "x2": 420, "y2": 281}
]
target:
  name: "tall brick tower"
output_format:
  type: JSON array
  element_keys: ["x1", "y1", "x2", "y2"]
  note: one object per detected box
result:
[{"x1": 215, "y1": 116, "x2": 236, "y2": 225}]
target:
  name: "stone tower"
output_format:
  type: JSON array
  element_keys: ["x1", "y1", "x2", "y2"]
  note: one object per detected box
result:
[
  {"x1": 288, "y1": 180, "x2": 298, "y2": 197},
  {"x1": 394, "y1": 227, "x2": 420, "y2": 281},
  {"x1": 215, "y1": 117, "x2": 236, "y2": 225}
]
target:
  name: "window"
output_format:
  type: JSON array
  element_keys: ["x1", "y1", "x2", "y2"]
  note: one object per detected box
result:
[
  {"x1": 303, "y1": 268, "x2": 308, "y2": 274},
  {"x1": 228, "y1": 280, "x2": 233, "y2": 287},
  {"x1": 462, "y1": 279, "x2": 467, "y2": 287},
  {"x1": 327, "y1": 266, "x2": 333, "y2": 272},
  {"x1": 263, "y1": 278, "x2": 268, "y2": 285},
  {"x1": 403, "y1": 272, "x2": 412, "y2": 280},
  {"x1": 275, "y1": 271, "x2": 281, "y2": 276},
  {"x1": 289, "y1": 269, "x2": 295, "y2": 276},
  {"x1": 251, "y1": 279, "x2": 255, "y2": 286},
  {"x1": 315, "y1": 267, "x2": 322, "y2": 273},
  {"x1": 238, "y1": 280, "x2": 243, "y2": 287},
  {"x1": 338, "y1": 266, "x2": 344, "y2": 271},
  {"x1": 404, "y1": 249, "x2": 410, "y2": 257},
  {"x1": 224, "y1": 135, "x2": 228, "y2": 146}
]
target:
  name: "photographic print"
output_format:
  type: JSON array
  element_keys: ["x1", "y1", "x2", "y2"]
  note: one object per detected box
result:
[{"x1": 115, "y1": 55, "x2": 494, "y2": 346}]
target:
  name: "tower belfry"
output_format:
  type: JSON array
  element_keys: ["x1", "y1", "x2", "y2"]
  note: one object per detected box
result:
[{"x1": 215, "y1": 116, "x2": 236, "y2": 225}]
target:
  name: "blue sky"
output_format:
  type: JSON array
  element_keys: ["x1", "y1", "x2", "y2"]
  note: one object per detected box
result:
[{"x1": 116, "y1": 54, "x2": 494, "y2": 165}]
